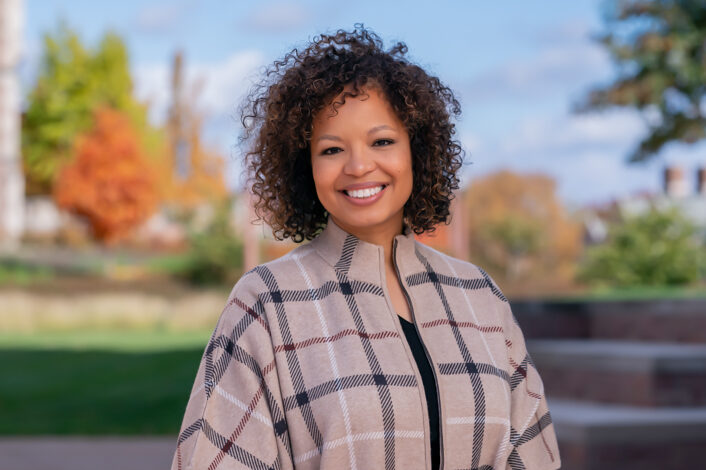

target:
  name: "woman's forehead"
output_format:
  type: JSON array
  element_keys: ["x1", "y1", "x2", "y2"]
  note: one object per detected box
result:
[{"x1": 312, "y1": 88, "x2": 399, "y2": 130}]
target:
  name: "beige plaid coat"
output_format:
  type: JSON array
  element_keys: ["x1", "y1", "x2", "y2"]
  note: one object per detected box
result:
[{"x1": 171, "y1": 218, "x2": 561, "y2": 470}]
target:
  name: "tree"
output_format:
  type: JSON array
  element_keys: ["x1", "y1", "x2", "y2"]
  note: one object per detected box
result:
[
  {"x1": 482, "y1": 216, "x2": 543, "y2": 281},
  {"x1": 464, "y1": 171, "x2": 582, "y2": 284},
  {"x1": 577, "y1": 0, "x2": 706, "y2": 162},
  {"x1": 53, "y1": 107, "x2": 159, "y2": 243},
  {"x1": 162, "y1": 52, "x2": 228, "y2": 208},
  {"x1": 578, "y1": 207, "x2": 705, "y2": 286},
  {"x1": 22, "y1": 25, "x2": 164, "y2": 194}
]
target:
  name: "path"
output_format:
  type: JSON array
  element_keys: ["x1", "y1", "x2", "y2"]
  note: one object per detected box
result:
[{"x1": 0, "y1": 437, "x2": 175, "y2": 470}]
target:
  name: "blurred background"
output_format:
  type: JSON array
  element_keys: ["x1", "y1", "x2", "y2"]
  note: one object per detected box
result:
[{"x1": 1, "y1": 0, "x2": 705, "y2": 469}]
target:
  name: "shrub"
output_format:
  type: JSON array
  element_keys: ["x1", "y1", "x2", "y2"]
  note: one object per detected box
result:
[
  {"x1": 178, "y1": 201, "x2": 244, "y2": 286},
  {"x1": 578, "y1": 207, "x2": 705, "y2": 287}
]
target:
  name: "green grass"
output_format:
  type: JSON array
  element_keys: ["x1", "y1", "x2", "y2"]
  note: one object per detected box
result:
[
  {"x1": 0, "y1": 330, "x2": 212, "y2": 352},
  {"x1": 144, "y1": 253, "x2": 193, "y2": 277},
  {"x1": 542, "y1": 284, "x2": 706, "y2": 302},
  {"x1": 0, "y1": 329, "x2": 213, "y2": 435},
  {"x1": 0, "y1": 262, "x2": 55, "y2": 285}
]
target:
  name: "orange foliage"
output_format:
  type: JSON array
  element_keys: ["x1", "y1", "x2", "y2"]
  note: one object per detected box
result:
[
  {"x1": 464, "y1": 170, "x2": 582, "y2": 284},
  {"x1": 53, "y1": 107, "x2": 159, "y2": 243}
]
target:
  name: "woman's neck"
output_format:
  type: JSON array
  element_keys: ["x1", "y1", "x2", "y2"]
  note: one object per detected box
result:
[{"x1": 329, "y1": 215, "x2": 404, "y2": 268}]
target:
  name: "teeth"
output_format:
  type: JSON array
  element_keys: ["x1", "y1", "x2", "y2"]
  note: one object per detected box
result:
[{"x1": 347, "y1": 186, "x2": 383, "y2": 199}]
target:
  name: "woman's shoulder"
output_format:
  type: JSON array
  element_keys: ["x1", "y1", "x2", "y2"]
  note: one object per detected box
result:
[
  {"x1": 412, "y1": 239, "x2": 509, "y2": 302},
  {"x1": 225, "y1": 242, "x2": 321, "y2": 301},
  {"x1": 247, "y1": 242, "x2": 323, "y2": 278},
  {"x1": 412, "y1": 239, "x2": 487, "y2": 277},
  {"x1": 215, "y1": 242, "x2": 327, "y2": 336}
]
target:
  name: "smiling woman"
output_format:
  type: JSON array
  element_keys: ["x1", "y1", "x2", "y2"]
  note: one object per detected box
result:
[
  {"x1": 238, "y1": 26, "x2": 463, "y2": 244},
  {"x1": 171, "y1": 25, "x2": 561, "y2": 470}
]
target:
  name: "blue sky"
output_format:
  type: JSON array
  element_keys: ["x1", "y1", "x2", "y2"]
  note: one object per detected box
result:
[{"x1": 21, "y1": 0, "x2": 706, "y2": 208}]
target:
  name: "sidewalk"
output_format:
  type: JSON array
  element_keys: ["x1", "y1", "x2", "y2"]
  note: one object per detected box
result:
[{"x1": 0, "y1": 437, "x2": 176, "y2": 470}]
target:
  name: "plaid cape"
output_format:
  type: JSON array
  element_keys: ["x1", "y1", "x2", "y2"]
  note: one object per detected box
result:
[{"x1": 171, "y1": 218, "x2": 561, "y2": 470}]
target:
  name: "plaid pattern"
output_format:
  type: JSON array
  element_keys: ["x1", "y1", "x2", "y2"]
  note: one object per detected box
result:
[{"x1": 171, "y1": 218, "x2": 561, "y2": 470}]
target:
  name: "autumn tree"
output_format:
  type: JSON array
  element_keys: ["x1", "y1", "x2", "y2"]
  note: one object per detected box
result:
[
  {"x1": 464, "y1": 171, "x2": 582, "y2": 286},
  {"x1": 53, "y1": 107, "x2": 159, "y2": 243},
  {"x1": 22, "y1": 25, "x2": 165, "y2": 194},
  {"x1": 577, "y1": 0, "x2": 706, "y2": 162}
]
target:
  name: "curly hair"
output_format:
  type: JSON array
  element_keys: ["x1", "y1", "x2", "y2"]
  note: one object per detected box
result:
[{"x1": 240, "y1": 25, "x2": 464, "y2": 242}]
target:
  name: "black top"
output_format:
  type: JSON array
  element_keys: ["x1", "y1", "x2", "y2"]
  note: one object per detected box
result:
[{"x1": 397, "y1": 315, "x2": 440, "y2": 470}]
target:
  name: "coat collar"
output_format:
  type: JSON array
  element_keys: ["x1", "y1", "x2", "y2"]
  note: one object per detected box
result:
[{"x1": 310, "y1": 216, "x2": 418, "y2": 280}]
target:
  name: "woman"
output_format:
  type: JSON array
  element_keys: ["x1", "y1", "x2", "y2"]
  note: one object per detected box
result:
[{"x1": 171, "y1": 26, "x2": 561, "y2": 470}]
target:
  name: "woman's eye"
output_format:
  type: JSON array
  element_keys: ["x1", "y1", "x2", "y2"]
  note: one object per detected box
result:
[
  {"x1": 321, "y1": 147, "x2": 342, "y2": 155},
  {"x1": 373, "y1": 139, "x2": 394, "y2": 147}
]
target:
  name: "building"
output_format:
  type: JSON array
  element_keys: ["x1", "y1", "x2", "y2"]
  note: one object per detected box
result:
[
  {"x1": 0, "y1": 0, "x2": 25, "y2": 246},
  {"x1": 579, "y1": 165, "x2": 706, "y2": 245}
]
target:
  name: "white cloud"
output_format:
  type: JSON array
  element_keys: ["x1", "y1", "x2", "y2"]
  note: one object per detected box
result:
[
  {"x1": 193, "y1": 51, "x2": 265, "y2": 117},
  {"x1": 464, "y1": 40, "x2": 611, "y2": 104},
  {"x1": 466, "y1": 102, "x2": 706, "y2": 207},
  {"x1": 464, "y1": 146, "x2": 661, "y2": 208},
  {"x1": 499, "y1": 110, "x2": 646, "y2": 156},
  {"x1": 532, "y1": 18, "x2": 594, "y2": 44},
  {"x1": 133, "y1": 62, "x2": 170, "y2": 124},
  {"x1": 133, "y1": 50, "x2": 264, "y2": 126},
  {"x1": 552, "y1": 150, "x2": 659, "y2": 206},
  {"x1": 241, "y1": 1, "x2": 311, "y2": 33},
  {"x1": 18, "y1": 37, "x2": 42, "y2": 106},
  {"x1": 454, "y1": 17, "x2": 678, "y2": 206},
  {"x1": 461, "y1": 107, "x2": 665, "y2": 205},
  {"x1": 134, "y1": 2, "x2": 189, "y2": 33},
  {"x1": 460, "y1": 131, "x2": 483, "y2": 154}
]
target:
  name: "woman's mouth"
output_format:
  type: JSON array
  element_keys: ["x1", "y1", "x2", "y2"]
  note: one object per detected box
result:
[
  {"x1": 341, "y1": 184, "x2": 388, "y2": 205},
  {"x1": 344, "y1": 185, "x2": 385, "y2": 198}
]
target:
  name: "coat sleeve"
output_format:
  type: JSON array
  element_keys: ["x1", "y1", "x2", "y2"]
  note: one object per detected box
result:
[
  {"x1": 499, "y1": 296, "x2": 562, "y2": 470},
  {"x1": 171, "y1": 277, "x2": 294, "y2": 470}
]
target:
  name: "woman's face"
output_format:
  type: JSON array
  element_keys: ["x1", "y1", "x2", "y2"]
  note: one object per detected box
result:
[{"x1": 310, "y1": 86, "x2": 413, "y2": 239}]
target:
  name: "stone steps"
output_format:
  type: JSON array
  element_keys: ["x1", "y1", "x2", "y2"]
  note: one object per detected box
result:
[
  {"x1": 515, "y1": 299, "x2": 706, "y2": 468},
  {"x1": 548, "y1": 397, "x2": 706, "y2": 470},
  {"x1": 512, "y1": 299, "x2": 706, "y2": 343},
  {"x1": 527, "y1": 339, "x2": 706, "y2": 407}
]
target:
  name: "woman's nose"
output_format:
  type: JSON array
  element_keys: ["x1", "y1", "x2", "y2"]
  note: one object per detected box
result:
[{"x1": 343, "y1": 144, "x2": 375, "y2": 176}]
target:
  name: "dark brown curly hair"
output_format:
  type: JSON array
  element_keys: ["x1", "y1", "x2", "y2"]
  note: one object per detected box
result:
[{"x1": 240, "y1": 25, "x2": 464, "y2": 242}]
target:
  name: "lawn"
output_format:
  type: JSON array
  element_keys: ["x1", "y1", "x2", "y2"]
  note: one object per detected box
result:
[
  {"x1": 0, "y1": 329, "x2": 212, "y2": 435},
  {"x1": 0, "y1": 261, "x2": 55, "y2": 285},
  {"x1": 541, "y1": 284, "x2": 706, "y2": 302}
]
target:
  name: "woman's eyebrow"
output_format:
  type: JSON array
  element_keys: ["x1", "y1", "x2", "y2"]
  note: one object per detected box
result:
[
  {"x1": 316, "y1": 134, "x2": 343, "y2": 143},
  {"x1": 368, "y1": 124, "x2": 395, "y2": 134},
  {"x1": 316, "y1": 125, "x2": 396, "y2": 143}
]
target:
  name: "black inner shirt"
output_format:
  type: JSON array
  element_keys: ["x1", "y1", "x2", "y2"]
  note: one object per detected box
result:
[{"x1": 397, "y1": 315, "x2": 441, "y2": 470}]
